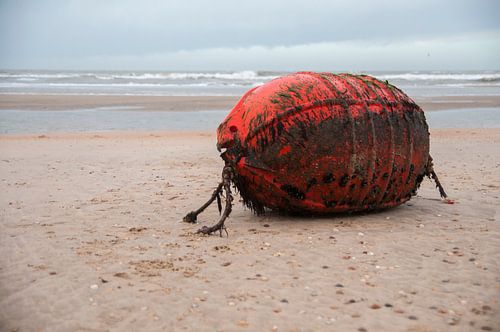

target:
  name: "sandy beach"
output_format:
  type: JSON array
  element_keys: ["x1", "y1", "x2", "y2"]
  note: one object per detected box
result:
[
  {"x1": 2, "y1": 0, "x2": 499, "y2": 329},
  {"x1": 0, "y1": 124, "x2": 499, "y2": 331}
]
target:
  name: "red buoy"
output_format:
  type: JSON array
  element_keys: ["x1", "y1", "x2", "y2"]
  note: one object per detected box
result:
[{"x1": 184, "y1": 72, "x2": 448, "y2": 235}]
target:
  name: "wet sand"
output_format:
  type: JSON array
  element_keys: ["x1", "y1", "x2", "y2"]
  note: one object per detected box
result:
[
  {"x1": 0, "y1": 129, "x2": 499, "y2": 331},
  {"x1": 1, "y1": 94, "x2": 500, "y2": 111}
]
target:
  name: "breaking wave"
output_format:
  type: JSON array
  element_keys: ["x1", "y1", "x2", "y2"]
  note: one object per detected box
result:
[
  {"x1": 374, "y1": 72, "x2": 500, "y2": 82},
  {"x1": 0, "y1": 70, "x2": 279, "y2": 81}
]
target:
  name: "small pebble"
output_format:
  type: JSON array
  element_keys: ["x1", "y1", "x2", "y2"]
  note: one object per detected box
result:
[
  {"x1": 90, "y1": 284, "x2": 99, "y2": 290},
  {"x1": 280, "y1": 299, "x2": 289, "y2": 303},
  {"x1": 370, "y1": 304, "x2": 381, "y2": 310},
  {"x1": 384, "y1": 303, "x2": 393, "y2": 308},
  {"x1": 335, "y1": 283, "x2": 344, "y2": 288},
  {"x1": 408, "y1": 315, "x2": 418, "y2": 320},
  {"x1": 263, "y1": 224, "x2": 270, "y2": 227}
]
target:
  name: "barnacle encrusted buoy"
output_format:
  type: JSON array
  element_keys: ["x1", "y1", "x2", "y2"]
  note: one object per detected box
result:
[{"x1": 183, "y1": 72, "x2": 449, "y2": 235}]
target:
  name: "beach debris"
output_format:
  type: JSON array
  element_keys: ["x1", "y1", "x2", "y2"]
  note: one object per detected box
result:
[
  {"x1": 129, "y1": 227, "x2": 147, "y2": 233},
  {"x1": 183, "y1": 72, "x2": 450, "y2": 235},
  {"x1": 113, "y1": 272, "x2": 130, "y2": 279}
]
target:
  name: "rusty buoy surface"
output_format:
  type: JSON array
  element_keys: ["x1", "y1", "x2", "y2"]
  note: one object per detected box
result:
[{"x1": 184, "y1": 72, "x2": 449, "y2": 235}]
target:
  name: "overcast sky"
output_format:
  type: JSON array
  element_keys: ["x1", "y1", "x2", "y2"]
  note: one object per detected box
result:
[{"x1": 1, "y1": 0, "x2": 499, "y2": 71}]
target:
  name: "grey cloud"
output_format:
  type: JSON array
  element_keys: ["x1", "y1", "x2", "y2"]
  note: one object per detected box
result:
[{"x1": 1, "y1": 0, "x2": 499, "y2": 69}]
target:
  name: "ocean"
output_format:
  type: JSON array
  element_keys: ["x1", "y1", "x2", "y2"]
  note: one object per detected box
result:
[
  {"x1": 1, "y1": 70, "x2": 500, "y2": 97},
  {"x1": 1, "y1": 70, "x2": 499, "y2": 134},
  {"x1": 1, "y1": 107, "x2": 499, "y2": 135}
]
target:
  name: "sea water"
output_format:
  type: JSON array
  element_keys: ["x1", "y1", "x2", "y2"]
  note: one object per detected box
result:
[
  {"x1": 1, "y1": 70, "x2": 500, "y2": 134},
  {"x1": 0, "y1": 107, "x2": 499, "y2": 135},
  {"x1": 1, "y1": 70, "x2": 499, "y2": 97},
  {"x1": 0, "y1": 108, "x2": 228, "y2": 134}
]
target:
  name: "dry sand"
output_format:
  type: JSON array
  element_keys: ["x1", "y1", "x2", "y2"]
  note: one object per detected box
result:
[
  {"x1": 2, "y1": 94, "x2": 500, "y2": 112},
  {"x1": 0, "y1": 128, "x2": 499, "y2": 331}
]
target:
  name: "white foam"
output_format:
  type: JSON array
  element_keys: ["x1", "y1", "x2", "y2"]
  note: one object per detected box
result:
[
  {"x1": 98, "y1": 73, "x2": 172, "y2": 80},
  {"x1": 0, "y1": 73, "x2": 83, "y2": 79},
  {"x1": 164, "y1": 70, "x2": 276, "y2": 80},
  {"x1": 0, "y1": 82, "x2": 216, "y2": 88},
  {"x1": 374, "y1": 73, "x2": 500, "y2": 81},
  {"x1": 0, "y1": 71, "x2": 279, "y2": 81}
]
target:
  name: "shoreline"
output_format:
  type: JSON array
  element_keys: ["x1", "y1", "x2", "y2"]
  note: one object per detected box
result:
[
  {"x1": 1, "y1": 94, "x2": 500, "y2": 112},
  {"x1": 1, "y1": 127, "x2": 499, "y2": 140}
]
